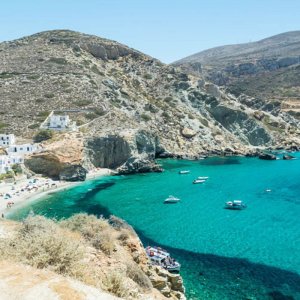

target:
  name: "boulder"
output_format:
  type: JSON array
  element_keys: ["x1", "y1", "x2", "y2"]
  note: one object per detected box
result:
[
  {"x1": 181, "y1": 128, "x2": 197, "y2": 139},
  {"x1": 283, "y1": 154, "x2": 296, "y2": 160},
  {"x1": 258, "y1": 153, "x2": 277, "y2": 160},
  {"x1": 59, "y1": 165, "x2": 87, "y2": 181}
]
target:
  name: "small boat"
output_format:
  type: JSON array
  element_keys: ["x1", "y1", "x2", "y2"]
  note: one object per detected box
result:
[
  {"x1": 197, "y1": 176, "x2": 209, "y2": 180},
  {"x1": 193, "y1": 179, "x2": 205, "y2": 184},
  {"x1": 225, "y1": 200, "x2": 246, "y2": 210},
  {"x1": 164, "y1": 195, "x2": 180, "y2": 204},
  {"x1": 146, "y1": 246, "x2": 181, "y2": 272},
  {"x1": 178, "y1": 170, "x2": 190, "y2": 174}
]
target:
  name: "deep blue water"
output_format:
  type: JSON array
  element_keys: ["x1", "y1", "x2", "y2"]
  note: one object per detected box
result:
[{"x1": 9, "y1": 154, "x2": 300, "y2": 300}]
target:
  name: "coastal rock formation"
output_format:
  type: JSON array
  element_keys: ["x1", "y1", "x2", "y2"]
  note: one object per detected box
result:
[
  {"x1": 258, "y1": 153, "x2": 277, "y2": 160},
  {"x1": 0, "y1": 215, "x2": 186, "y2": 300},
  {"x1": 84, "y1": 129, "x2": 163, "y2": 174},
  {"x1": 283, "y1": 154, "x2": 296, "y2": 160},
  {"x1": 59, "y1": 164, "x2": 87, "y2": 181},
  {"x1": 25, "y1": 132, "x2": 85, "y2": 179}
]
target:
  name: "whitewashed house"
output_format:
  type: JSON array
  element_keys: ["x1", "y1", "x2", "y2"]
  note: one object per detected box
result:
[
  {"x1": 0, "y1": 155, "x2": 24, "y2": 174},
  {"x1": 7, "y1": 144, "x2": 37, "y2": 155},
  {"x1": 0, "y1": 134, "x2": 15, "y2": 147},
  {"x1": 49, "y1": 115, "x2": 70, "y2": 129}
]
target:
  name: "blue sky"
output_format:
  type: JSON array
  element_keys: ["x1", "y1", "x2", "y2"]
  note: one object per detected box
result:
[{"x1": 0, "y1": 0, "x2": 299, "y2": 63}]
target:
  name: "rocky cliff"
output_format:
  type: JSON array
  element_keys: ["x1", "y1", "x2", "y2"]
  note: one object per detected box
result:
[
  {"x1": 1, "y1": 30, "x2": 299, "y2": 168},
  {"x1": 0, "y1": 214, "x2": 186, "y2": 300}
]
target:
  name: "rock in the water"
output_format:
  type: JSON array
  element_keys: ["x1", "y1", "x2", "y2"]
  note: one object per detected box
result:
[
  {"x1": 181, "y1": 128, "x2": 197, "y2": 139},
  {"x1": 258, "y1": 153, "x2": 277, "y2": 160},
  {"x1": 59, "y1": 165, "x2": 87, "y2": 181},
  {"x1": 117, "y1": 157, "x2": 163, "y2": 174},
  {"x1": 283, "y1": 154, "x2": 296, "y2": 160}
]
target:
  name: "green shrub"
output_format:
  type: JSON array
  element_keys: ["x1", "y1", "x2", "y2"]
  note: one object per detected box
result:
[
  {"x1": 141, "y1": 113, "x2": 151, "y2": 122},
  {"x1": 44, "y1": 93, "x2": 55, "y2": 99},
  {"x1": 48, "y1": 57, "x2": 68, "y2": 65},
  {"x1": 11, "y1": 164, "x2": 23, "y2": 175},
  {"x1": 75, "y1": 99, "x2": 93, "y2": 107},
  {"x1": 0, "y1": 122, "x2": 8, "y2": 131},
  {"x1": 33, "y1": 129, "x2": 53, "y2": 142},
  {"x1": 143, "y1": 73, "x2": 152, "y2": 80}
]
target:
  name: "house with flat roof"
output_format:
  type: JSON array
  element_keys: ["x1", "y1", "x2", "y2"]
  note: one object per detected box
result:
[
  {"x1": 40, "y1": 112, "x2": 77, "y2": 131},
  {"x1": 0, "y1": 134, "x2": 15, "y2": 147},
  {"x1": 7, "y1": 144, "x2": 37, "y2": 155},
  {"x1": 0, "y1": 155, "x2": 24, "y2": 174}
]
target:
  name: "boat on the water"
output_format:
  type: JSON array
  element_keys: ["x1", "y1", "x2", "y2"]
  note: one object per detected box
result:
[
  {"x1": 178, "y1": 170, "x2": 190, "y2": 174},
  {"x1": 164, "y1": 195, "x2": 180, "y2": 204},
  {"x1": 193, "y1": 179, "x2": 205, "y2": 184},
  {"x1": 146, "y1": 246, "x2": 181, "y2": 272},
  {"x1": 197, "y1": 176, "x2": 209, "y2": 180},
  {"x1": 225, "y1": 200, "x2": 246, "y2": 210}
]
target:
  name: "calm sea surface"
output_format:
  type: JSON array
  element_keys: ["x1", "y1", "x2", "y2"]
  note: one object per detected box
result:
[{"x1": 9, "y1": 154, "x2": 300, "y2": 299}]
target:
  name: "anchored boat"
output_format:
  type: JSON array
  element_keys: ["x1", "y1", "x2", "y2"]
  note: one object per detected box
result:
[
  {"x1": 178, "y1": 170, "x2": 190, "y2": 174},
  {"x1": 225, "y1": 200, "x2": 246, "y2": 210},
  {"x1": 146, "y1": 246, "x2": 181, "y2": 272},
  {"x1": 193, "y1": 179, "x2": 205, "y2": 184},
  {"x1": 164, "y1": 195, "x2": 180, "y2": 204}
]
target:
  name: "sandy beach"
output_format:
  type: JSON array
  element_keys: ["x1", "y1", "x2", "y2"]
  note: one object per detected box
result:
[{"x1": 0, "y1": 168, "x2": 114, "y2": 217}]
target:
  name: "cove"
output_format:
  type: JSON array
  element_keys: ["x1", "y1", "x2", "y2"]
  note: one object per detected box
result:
[{"x1": 8, "y1": 154, "x2": 300, "y2": 299}]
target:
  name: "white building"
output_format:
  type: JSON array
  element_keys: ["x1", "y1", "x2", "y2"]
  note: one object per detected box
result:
[
  {"x1": 0, "y1": 155, "x2": 24, "y2": 174},
  {"x1": 0, "y1": 134, "x2": 15, "y2": 147},
  {"x1": 49, "y1": 115, "x2": 70, "y2": 129},
  {"x1": 7, "y1": 144, "x2": 37, "y2": 155}
]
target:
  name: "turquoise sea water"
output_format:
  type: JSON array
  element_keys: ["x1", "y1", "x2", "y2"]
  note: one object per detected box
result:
[{"x1": 9, "y1": 154, "x2": 300, "y2": 300}]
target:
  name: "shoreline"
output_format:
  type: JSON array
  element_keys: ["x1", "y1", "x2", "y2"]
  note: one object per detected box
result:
[{"x1": 0, "y1": 168, "x2": 114, "y2": 217}]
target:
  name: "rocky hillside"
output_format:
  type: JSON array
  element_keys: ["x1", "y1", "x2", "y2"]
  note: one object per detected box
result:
[
  {"x1": 0, "y1": 30, "x2": 299, "y2": 169},
  {"x1": 0, "y1": 214, "x2": 185, "y2": 300},
  {"x1": 174, "y1": 31, "x2": 300, "y2": 119}
]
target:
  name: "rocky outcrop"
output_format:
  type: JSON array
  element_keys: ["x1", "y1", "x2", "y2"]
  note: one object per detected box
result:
[
  {"x1": 85, "y1": 130, "x2": 163, "y2": 174},
  {"x1": 117, "y1": 157, "x2": 163, "y2": 175},
  {"x1": 283, "y1": 154, "x2": 296, "y2": 160},
  {"x1": 25, "y1": 132, "x2": 85, "y2": 179},
  {"x1": 59, "y1": 165, "x2": 87, "y2": 181},
  {"x1": 149, "y1": 266, "x2": 185, "y2": 299},
  {"x1": 181, "y1": 128, "x2": 197, "y2": 139},
  {"x1": 258, "y1": 153, "x2": 277, "y2": 160}
]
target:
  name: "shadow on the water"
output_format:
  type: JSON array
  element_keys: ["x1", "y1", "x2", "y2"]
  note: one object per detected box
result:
[
  {"x1": 136, "y1": 230, "x2": 300, "y2": 299},
  {"x1": 79, "y1": 202, "x2": 300, "y2": 299},
  {"x1": 200, "y1": 157, "x2": 241, "y2": 166}
]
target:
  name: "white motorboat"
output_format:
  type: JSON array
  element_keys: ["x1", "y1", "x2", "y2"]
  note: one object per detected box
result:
[
  {"x1": 146, "y1": 246, "x2": 181, "y2": 272},
  {"x1": 225, "y1": 200, "x2": 246, "y2": 210},
  {"x1": 193, "y1": 179, "x2": 205, "y2": 184},
  {"x1": 164, "y1": 195, "x2": 180, "y2": 204},
  {"x1": 178, "y1": 170, "x2": 190, "y2": 174},
  {"x1": 197, "y1": 176, "x2": 209, "y2": 180}
]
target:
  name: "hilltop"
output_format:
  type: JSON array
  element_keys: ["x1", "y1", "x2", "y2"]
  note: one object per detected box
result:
[{"x1": 174, "y1": 31, "x2": 300, "y2": 117}]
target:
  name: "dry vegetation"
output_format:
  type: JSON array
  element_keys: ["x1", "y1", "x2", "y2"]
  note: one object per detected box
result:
[{"x1": 0, "y1": 214, "x2": 155, "y2": 299}]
